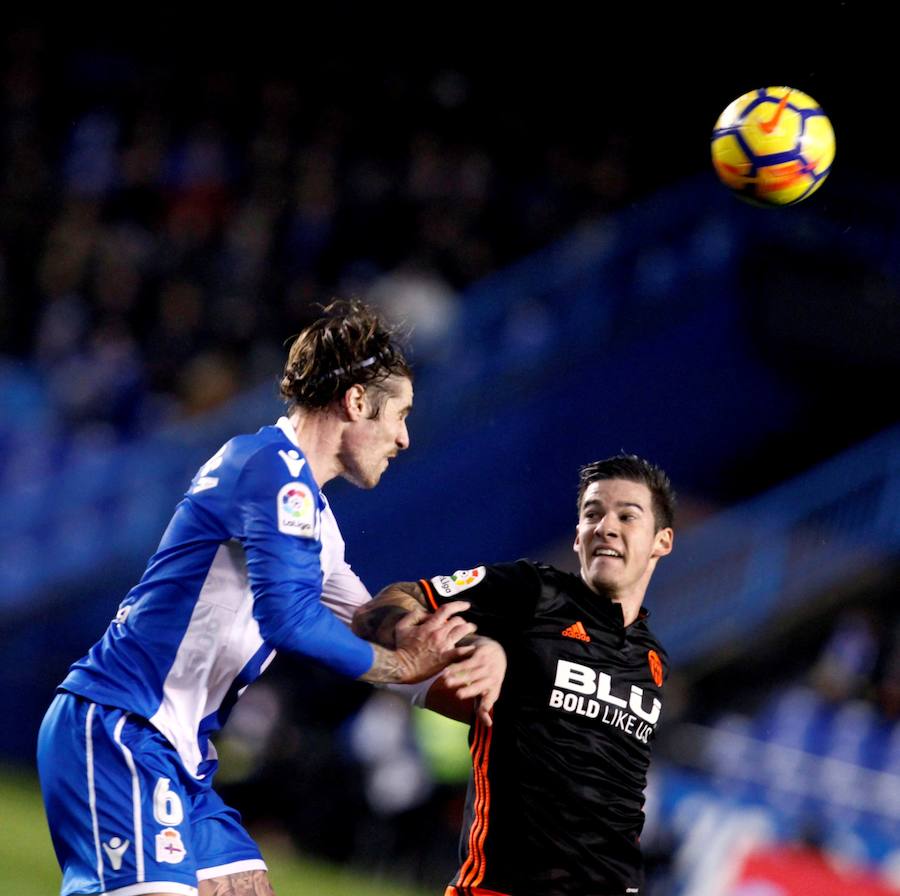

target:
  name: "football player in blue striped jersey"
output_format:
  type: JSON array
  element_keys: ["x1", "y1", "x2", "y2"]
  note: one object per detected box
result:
[{"x1": 37, "y1": 299, "x2": 500, "y2": 896}]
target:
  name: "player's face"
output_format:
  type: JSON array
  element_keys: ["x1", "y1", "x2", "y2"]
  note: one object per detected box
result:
[
  {"x1": 573, "y1": 479, "x2": 673, "y2": 603},
  {"x1": 340, "y1": 375, "x2": 413, "y2": 489}
]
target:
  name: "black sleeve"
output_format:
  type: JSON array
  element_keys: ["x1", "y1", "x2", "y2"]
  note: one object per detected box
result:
[{"x1": 418, "y1": 560, "x2": 541, "y2": 637}]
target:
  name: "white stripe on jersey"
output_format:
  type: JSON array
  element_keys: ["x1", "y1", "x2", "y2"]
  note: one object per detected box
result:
[
  {"x1": 150, "y1": 540, "x2": 264, "y2": 777},
  {"x1": 86, "y1": 703, "x2": 105, "y2": 892},
  {"x1": 113, "y1": 715, "x2": 145, "y2": 882},
  {"x1": 318, "y1": 497, "x2": 373, "y2": 623}
]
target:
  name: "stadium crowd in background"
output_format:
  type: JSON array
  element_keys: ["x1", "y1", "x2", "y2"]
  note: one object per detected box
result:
[{"x1": 0, "y1": 24, "x2": 636, "y2": 453}]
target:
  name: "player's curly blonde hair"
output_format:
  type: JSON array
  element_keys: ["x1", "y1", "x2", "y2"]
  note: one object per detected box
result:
[{"x1": 280, "y1": 299, "x2": 411, "y2": 413}]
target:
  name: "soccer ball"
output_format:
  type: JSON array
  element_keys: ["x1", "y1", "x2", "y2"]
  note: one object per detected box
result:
[{"x1": 710, "y1": 87, "x2": 835, "y2": 206}]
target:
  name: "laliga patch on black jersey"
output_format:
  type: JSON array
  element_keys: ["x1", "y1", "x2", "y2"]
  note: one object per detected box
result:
[{"x1": 430, "y1": 567, "x2": 486, "y2": 597}]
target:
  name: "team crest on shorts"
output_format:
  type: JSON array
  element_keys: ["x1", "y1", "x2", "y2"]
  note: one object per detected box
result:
[
  {"x1": 155, "y1": 828, "x2": 187, "y2": 864},
  {"x1": 431, "y1": 567, "x2": 486, "y2": 597},
  {"x1": 277, "y1": 482, "x2": 316, "y2": 537}
]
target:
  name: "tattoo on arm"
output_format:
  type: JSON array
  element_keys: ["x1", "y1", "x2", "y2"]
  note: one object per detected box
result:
[
  {"x1": 199, "y1": 869, "x2": 276, "y2": 896},
  {"x1": 352, "y1": 581, "x2": 427, "y2": 645},
  {"x1": 358, "y1": 643, "x2": 409, "y2": 683},
  {"x1": 351, "y1": 604, "x2": 409, "y2": 647}
]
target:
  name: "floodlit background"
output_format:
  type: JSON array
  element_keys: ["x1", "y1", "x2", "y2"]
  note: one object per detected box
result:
[{"x1": 2, "y1": 10, "x2": 900, "y2": 895}]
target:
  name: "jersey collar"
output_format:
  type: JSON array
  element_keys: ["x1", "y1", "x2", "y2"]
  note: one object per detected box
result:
[
  {"x1": 572, "y1": 571, "x2": 651, "y2": 627},
  {"x1": 275, "y1": 416, "x2": 300, "y2": 448},
  {"x1": 274, "y1": 415, "x2": 329, "y2": 509}
]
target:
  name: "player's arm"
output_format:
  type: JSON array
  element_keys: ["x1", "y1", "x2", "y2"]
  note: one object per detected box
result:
[
  {"x1": 358, "y1": 562, "x2": 542, "y2": 721},
  {"x1": 237, "y1": 449, "x2": 475, "y2": 684},
  {"x1": 353, "y1": 580, "x2": 507, "y2": 725},
  {"x1": 360, "y1": 602, "x2": 476, "y2": 684},
  {"x1": 421, "y1": 635, "x2": 507, "y2": 725},
  {"x1": 319, "y1": 550, "x2": 504, "y2": 720},
  {"x1": 352, "y1": 581, "x2": 426, "y2": 645},
  {"x1": 249, "y1": 542, "x2": 475, "y2": 684}
]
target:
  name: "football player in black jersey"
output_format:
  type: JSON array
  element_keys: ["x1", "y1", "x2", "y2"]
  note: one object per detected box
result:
[{"x1": 354, "y1": 455, "x2": 676, "y2": 896}]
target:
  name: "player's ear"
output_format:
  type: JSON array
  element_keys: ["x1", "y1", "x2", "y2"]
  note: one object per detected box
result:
[
  {"x1": 573, "y1": 527, "x2": 582, "y2": 554},
  {"x1": 652, "y1": 527, "x2": 674, "y2": 558},
  {"x1": 341, "y1": 384, "x2": 367, "y2": 421}
]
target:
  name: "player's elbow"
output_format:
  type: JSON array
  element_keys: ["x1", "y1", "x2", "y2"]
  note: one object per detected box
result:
[{"x1": 351, "y1": 600, "x2": 410, "y2": 647}]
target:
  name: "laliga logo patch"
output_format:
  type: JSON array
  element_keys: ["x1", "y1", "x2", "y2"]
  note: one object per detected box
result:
[
  {"x1": 648, "y1": 650, "x2": 664, "y2": 687},
  {"x1": 432, "y1": 566, "x2": 486, "y2": 597},
  {"x1": 277, "y1": 482, "x2": 316, "y2": 537},
  {"x1": 155, "y1": 828, "x2": 186, "y2": 864}
]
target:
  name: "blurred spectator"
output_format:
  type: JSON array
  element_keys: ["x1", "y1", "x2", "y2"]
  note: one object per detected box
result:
[
  {"x1": 365, "y1": 262, "x2": 459, "y2": 361},
  {"x1": 349, "y1": 690, "x2": 433, "y2": 817},
  {"x1": 809, "y1": 608, "x2": 880, "y2": 702},
  {"x1": 877, "y1": 618, "x2": 900, "y2": 719},
  {"x1": 177, "y1": 349, "x2": 241, "y2": 415}
]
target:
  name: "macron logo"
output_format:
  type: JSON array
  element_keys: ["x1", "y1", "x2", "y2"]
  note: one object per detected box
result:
[
  {"x1": 278, "y1": 450, "x2": 305, "y2": 478},
  {"x1": 102, "y1": 837, "x2": 130, "y2": 870}
]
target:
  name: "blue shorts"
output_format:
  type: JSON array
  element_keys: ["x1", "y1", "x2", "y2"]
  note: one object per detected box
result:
[{"x1": 37, "y1": 691, "x2": 266, "y2": 896}]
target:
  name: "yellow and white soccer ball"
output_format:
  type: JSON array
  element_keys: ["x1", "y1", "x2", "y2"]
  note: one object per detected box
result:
[{"x1": 711, "y1": 86, "x2": 835, "y2": 206}]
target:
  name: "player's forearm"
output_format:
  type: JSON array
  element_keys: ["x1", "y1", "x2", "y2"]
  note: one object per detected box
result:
[
  {"x1": 425, "y1": 635, "x2": 507, "y2": 727},
  {"x1": 358, "y1": 643, "x2": 416, "y2": 684},
  {"x1": 356, "y1": 598, "x2": 476, "y2": 685},
  {"x1": 423, "y1": 677, "x2": 476, "y2": 723},
  {"x1": 352, "y1": 581, "x2": 426, "y2": 646}
]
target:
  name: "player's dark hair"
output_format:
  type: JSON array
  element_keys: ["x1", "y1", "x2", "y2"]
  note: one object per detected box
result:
[
  {"x1": 280, "y1": 299, "x2": 411, "y2": 414},
  {"x1": 577, "y1": 455, "x2": 676, "y2": 531}
]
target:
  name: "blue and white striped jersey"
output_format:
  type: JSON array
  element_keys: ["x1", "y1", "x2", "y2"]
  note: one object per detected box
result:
[{"x1": 60, "y1": 417, "x2": 376, "y2": 778}]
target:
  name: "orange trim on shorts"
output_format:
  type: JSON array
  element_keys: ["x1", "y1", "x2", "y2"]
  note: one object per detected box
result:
[
  {"x1": 457, "y1": 716, "x2": 493, "y2": 889},
  {"x1": 419, "y1": 578, "x2": 439, "y2": 611}
]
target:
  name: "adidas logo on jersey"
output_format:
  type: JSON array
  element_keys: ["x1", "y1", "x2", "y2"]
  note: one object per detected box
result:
[{"x1": 561, "y1": 621, "x2": 590, "y2": 642}]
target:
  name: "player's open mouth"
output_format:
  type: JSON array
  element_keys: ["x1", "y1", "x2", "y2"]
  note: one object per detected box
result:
[{"x1": 593, "y1": 547, "x2": 622, "y2": 559}]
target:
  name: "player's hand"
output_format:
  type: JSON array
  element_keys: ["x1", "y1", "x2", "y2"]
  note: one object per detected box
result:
[
  {"x1": 393, "y1": 601, "x2": 477, "y2": 683},
  {"x1": 441, "y1": 636, "x2": 507, "y2": 727}
]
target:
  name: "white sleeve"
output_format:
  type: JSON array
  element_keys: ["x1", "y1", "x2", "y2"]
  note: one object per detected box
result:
[
  {"x1": 321, "y1": 559, "x2": 372, "y2": 626},
  {"x1": 318, "y1": 498, "x2": 372, "y2": 626},
  {"x1": 318, "y1": 496, "x2": 434, "y2": 704},
  {"x1": 381, "y1": 678, "x2": 438, "y2": 707}
]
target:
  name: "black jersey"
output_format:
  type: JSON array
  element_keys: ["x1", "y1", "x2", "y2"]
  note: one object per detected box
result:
[{"x1": 420, "y1": 560, "x2": 669, "y2": 896}]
